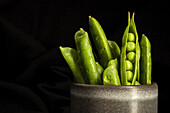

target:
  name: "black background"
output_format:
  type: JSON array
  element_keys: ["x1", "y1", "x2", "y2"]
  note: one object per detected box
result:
[{"x1": 2, "y1": 0, "x2": 170, "y2": 113}]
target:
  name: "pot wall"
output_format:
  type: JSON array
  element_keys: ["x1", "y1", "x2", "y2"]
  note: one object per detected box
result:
[{"x1": 71, "y1": 83, "x2": 158, "y2": 113}]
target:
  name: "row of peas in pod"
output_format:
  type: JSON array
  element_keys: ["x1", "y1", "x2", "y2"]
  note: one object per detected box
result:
[
  {"x1": 60, "y1": 12, "x2": 152, "y2": 85},
  {"x1": 126, "y1": 33, "x2": 138, "y2": 84}
]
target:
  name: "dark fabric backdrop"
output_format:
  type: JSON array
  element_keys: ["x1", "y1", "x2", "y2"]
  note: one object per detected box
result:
[{"x1": 2, "y1": 0, "x2": 170, "y2": 113}]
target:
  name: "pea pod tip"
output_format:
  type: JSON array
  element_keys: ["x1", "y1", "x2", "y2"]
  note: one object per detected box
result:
[{"x1": 59, "y1": 46, "x2": 62, "y2": 49}]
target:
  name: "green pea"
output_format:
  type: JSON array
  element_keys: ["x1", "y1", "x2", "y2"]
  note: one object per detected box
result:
[
  {"x1": 128, "y1": 33, "x2": 135, "y2": 42},
  {"x1": 127, "y1": 52, "x2": 136, "y2": 63},
  {"x1": 126, "y1": 60, "x2": 133, "y2": 71},
  {"x1": 126, "y1": 42, "x2": 136, "y2": 52},
  {"x1": 126, "y1": 71, "x2": 133, "y2": 82}
]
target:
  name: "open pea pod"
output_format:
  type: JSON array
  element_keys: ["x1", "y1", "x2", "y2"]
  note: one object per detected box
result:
[
  {"x1": 129, "y1": 13, "x2": 140, "y2": 85},
  {"x1": 59, "y1": 46, "x2": 85, "y2": 84},
  {"x1": 120, "y1": 12, "x2": 140, "y2": 85},
  {"x1": 75, "y1": 28, "x2": 102, "y2": 85},
  {"x1": 89, "y1": 16, "x2": 113, "y2": 69},
  {"x1": 120, "y1": 25, "x2": 129, "y2": 85}
]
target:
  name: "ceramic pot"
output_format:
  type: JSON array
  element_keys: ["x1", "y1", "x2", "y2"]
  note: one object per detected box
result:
[{"x1": 71, "y1": 82, "x2": 158, "y2": 113}]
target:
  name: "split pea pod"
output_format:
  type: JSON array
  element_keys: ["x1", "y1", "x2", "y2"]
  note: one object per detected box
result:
[
  {"x1": 140, "y1": 34, "x2": 151, "y2": 85},
  {"x1": 75, "y1": 28, "x2": 102, "y2": 85},
  {"x1": 129, "y1": 13, "x2": 140, "y2": 85},
  {"x1": 103, "y1": 59, "x2": 121, "y2": 85},
  {"x1": 59, "y1": 47, "x2": 85, "y2": 84},
  {"x1": 89, "y1": 16, "x2": 113, "y2": 69},
  {"x1": 120, "y1": 25, "x2": 130, "y2": 85},
  {"x1": 120, "y1": 12, "x2": 140, "y2": 85}
]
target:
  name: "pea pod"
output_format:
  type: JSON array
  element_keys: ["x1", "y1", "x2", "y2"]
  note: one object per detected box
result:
[
  {"x1": 120, "y1": 12, "x2": 140, "y2": 85},
  {"x1": 120, "y1": 25, "x2": 130, "y2": 85},
  {"x1": 103, "y1": 59, "x2": 121, "y2": 85},
  {"x1": 129, "y1": 13, "x2": 140, "y2": 85},
  {"x1": 74, "y1": 28, "x2": 102, "y2": 85},
  {"x1": 89, "y1": 16, "x2": 112, "y2": 68},
  {"x1": 96, "y1": 62, "x2": 104, "y2": 83},
  {"x1": 135, "y1": 81, "x2": 141, "y2": 85},
  {"x1": 108, "y1": 40, "x2": 120, "y2": 60},
  {"x1": 59, "y1": 46, "x2": 85, "y2": 84},
  {"x1": 137, "y1": 42, "x2": 140, "y2": 81},
  {"x1": 140, "y1": 34, "x2": 151, "y2": 85},
  {"x1": 107, "y1": 59, "x2": 118, "y2": 70}
]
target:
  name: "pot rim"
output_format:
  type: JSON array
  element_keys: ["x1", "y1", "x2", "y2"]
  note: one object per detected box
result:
[{"x1": 71, "y1": 82, "x2": 157, "y2": 88}]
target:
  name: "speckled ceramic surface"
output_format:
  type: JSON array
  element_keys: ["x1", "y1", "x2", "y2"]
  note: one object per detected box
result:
[{"x1": 71, "y1": 83, "x2": 158, "y2": 113}]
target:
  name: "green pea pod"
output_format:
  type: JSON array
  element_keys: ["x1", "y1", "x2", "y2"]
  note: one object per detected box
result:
[
  {"x1": 137, "y1": 42, "x2": 140, "y2": 82},
  {"x1": 75, "y1": 28, "x2": 102, "y2": 85},
  {"x1": 103, "y1": 59, "x2": 121, "y2": 85},
  {"x1": 120, "y1": 12, "x2": 140, "y2": 85},
  {"x1": 89, "y1": 16, "x2": 113, "y2": 68},
  {"x1": 140, "y1": 34, "x2": 151, "y2": 85},
  {"x1": 129, "y1": 12, "x2": 140, "y2": 85},
  {"x1": 96, "y1": 62, "x2": 104, "y2": 84},
  {"x1": 59, "y1": 46, "x2": 85, "y2": 84},
  {"x1": 135, "y1": 81, "x2": 141, "y2": 85},
  {"x1": 107, "y1": 59, "x2": 118, "y2": 70},
  {"x1": 120, "y1": 25, "x2": 130, "y2": 85},
  {"x1": 108, "y1": 40, "x2": 120, "y2": 60}
]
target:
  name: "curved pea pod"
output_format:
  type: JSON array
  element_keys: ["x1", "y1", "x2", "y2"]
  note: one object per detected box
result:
[
  {"x1": 140, "y1": 34, "x2": 151, "y2": 85},
  {"x1": 59, "y1": 46, "x2": 85, "y2": 84},
  {"x1": 89, "y1": 16, "x2": 113, "y2": 68},
  {"x1": 103, "y1": 59, "x2": 121, "y2": 85},
  {"x1": 74, "y1": 28, "x2": 102, "y2": 85},
  {"x1": 108, "y1": 40, "x2": 120, "y2": 60}
]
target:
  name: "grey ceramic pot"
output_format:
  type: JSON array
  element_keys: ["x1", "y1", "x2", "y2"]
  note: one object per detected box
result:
[{"x1": 71, "y1": 82, "x2": 158, "y2": 113}]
